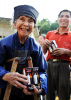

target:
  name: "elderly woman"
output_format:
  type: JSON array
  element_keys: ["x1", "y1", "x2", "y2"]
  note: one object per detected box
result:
[{"x1": 0, "y1": 5, "x2": 47, "y2": 100}]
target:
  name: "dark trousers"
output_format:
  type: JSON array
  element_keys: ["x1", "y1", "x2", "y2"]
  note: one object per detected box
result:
[
  {"x1": 47, "y1": 60, "x2": 70, "y2": 100},
  {"x1": 0, "y1": 95, "x2": 34, "y2": 100},
  {"x1": 0, "y1": 87, "x2": 34, "y2": 100}
]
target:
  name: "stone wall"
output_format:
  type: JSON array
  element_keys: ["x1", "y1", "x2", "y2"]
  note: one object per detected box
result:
[{"x1": 0, "y1": 17, "x2": 16, "y2": 39}]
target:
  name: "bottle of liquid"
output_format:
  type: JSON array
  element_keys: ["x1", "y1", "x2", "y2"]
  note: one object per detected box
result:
[
  {"x1": 27, "y1": 73, "x2": 31, "y2": 85},
  {"x1": 34, "y1": 72, "x2": 38, "y2": 84},
  {"x1": 27, "y1": 72, "x2": 34, "y2": 92},
  {"x1": 49, "y1": 40, "x2": 58, "y2": 53},
  {"x1": 51, "y1": 41, "x2": 56, "y2": 51},
  {"x1": 49, "y1": 43, "x2": 53, "y2": 54},
  {"x1": 52, "y1": 40, "x2": 58, "y2": 50}
]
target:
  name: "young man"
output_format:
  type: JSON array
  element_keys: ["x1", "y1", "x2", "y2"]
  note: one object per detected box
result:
[
  {"x1": 43, "y1": 9, "x2": 71, "y2": 100},
  {"x1": 0, "y1": 5, "x2": 47, "y2": 100}
]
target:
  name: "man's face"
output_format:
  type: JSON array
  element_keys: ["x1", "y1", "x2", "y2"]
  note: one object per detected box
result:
[
  {"x1": 14, "y1": 15, "x2": 35, "y2": 38},
  {"x1": 58, "y1": 11, "x2": 70, "y2": 28}
]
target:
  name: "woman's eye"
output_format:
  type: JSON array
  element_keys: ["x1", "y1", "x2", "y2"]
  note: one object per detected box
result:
[
  {"x1": 20, "y1": 18, "x2": 24, "y2": 21},
  {"x1": 29, "y1": 18, "x2": 34, "y2": 22},
  {"x1": 29, "y1": 20, "x2": 33, "y2": 22},
  {"x1": 29, "y1": 21, "x2": 32, "y2": 22}
]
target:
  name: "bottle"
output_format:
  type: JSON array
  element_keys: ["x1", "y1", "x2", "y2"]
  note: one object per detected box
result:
[
  {"x1": 33, "y1": 72, "x2": 38, "y2": 84},
  {"x1": 51, "y1": 41, "x2": 56, "y2": 51},
  {"x1": 27, "y1": 73, "x2": 31, "y2": 85},
  {"x1": 49, "y1": 40, "x2": 58, "y2": 54},
  {"x1": 49, "y1": 43, "x2": 53, "y2": 54},
  {"x1": 33, "y1": 67, "x2": 41, "y2": 90}
]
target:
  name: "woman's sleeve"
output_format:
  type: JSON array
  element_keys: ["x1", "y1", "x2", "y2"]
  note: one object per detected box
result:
[
  {"x1": 0, "y1": 40, "x2": 10, "y2": 88},
  {"x1": 39, "y1": 72, "x2": 47, "y2": 95}
]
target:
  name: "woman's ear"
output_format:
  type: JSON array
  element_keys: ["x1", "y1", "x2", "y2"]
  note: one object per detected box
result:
[{"x1": 14, "y1": 22, "x2": 16, "y2": 29}]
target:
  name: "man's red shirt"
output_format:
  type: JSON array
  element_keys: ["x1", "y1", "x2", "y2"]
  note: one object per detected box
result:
[{"x1": 45, "y1": 28, "x2": 71, "y2": 61}]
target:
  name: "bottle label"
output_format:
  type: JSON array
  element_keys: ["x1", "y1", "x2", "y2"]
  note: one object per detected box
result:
[{"x1": 49, "y1": 40, "x2": 58, "y2": 54}]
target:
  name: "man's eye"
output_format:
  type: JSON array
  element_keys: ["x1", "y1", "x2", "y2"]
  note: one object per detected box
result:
[
  {"x1": 60, "y1": 15, "x2": 63, "y2": 18},
  {"x1": 66, "y1": 15, "x2": 69, "y2": 18}
]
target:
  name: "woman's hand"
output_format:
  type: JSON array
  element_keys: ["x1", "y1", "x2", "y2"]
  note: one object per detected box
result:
[
  {"x1": 2, "y1": 72, "x2": 28, "y2": 89},
  {"x1": 23, "y1": 85, "x2": 43, "y2": 95}
]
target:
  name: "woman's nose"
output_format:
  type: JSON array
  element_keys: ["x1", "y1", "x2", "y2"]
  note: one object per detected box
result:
[{"x1": 23, "y1": 21, "x2": 29, "y2": 26}]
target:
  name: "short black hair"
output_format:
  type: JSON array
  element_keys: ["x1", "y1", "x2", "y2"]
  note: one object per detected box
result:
[{"x1": 58, "y1": 9, "x2": 71, "y2": 17}]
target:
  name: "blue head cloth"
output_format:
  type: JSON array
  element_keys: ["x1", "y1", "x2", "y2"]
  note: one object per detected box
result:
[{"x1": 13, "y1": 5, "x2": 39, "y2": 23}]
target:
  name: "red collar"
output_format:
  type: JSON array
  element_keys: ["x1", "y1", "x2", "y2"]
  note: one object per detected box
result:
[{"x1": 54, "y1": 28, "x2": 70, "y2": 34}]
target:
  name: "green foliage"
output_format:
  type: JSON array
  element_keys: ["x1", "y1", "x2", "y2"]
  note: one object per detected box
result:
[
  {"x1": 37, "y1": 19, "x2": 51, "y2": 34},
  {"x1": 37, "y1": 19, "x2": 59, "y2": 34},
  {"x1": 50, "y1": 22, "x2": 59, "y2": 30},
  {"x1": 68, "y1": 25, "x2": 71, "y2": 31}
]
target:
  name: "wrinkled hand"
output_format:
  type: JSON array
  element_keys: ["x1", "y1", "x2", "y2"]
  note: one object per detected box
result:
[
  {"x1": 2, "y1": 72, "x2": 28, "y2": 89},
  {"x1": 23, "y1": 85, "x2": 43, "y2": 95},
  {"x1": 51, "y1": 48, "x2": 67, "y2": 56}
]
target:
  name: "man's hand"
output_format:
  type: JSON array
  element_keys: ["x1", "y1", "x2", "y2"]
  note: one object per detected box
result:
[
  {"x1": 51, "y1": 48, "x2": 71, "y2": 56},
  {"x1": 2, "y1": 72, "x2": 28, "y2": 89},
  {"x1": 42, "y1": 39, "x2": 50, "y2": 54}
]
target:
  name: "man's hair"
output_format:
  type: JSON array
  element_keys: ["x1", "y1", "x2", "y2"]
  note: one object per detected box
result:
[{"x1": 58, "y1": 9, "x2": 71, "y2": 17}]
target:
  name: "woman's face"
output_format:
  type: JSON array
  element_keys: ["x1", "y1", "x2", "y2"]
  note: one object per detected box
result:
[{"x1": 14, "y1": 15, "x2": 35, "y2": 38}]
